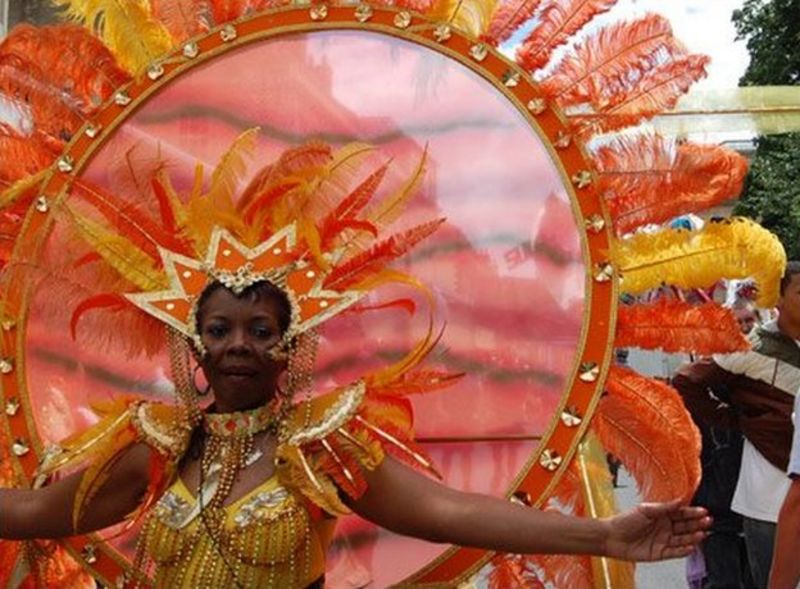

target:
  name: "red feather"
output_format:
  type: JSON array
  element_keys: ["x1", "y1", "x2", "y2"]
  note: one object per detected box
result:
[
  {"x1": 71, "y1": 179, "x2": 188, "y2": 258},
  {"x1": 319, "y1": 163, "x2": 389, "y2": 247},
  {"x1": 484, "y1": 0, "x2": 546, "y2": 46},
  {"x1": 517, "y1": 0, "x2": 616, "y2": 72},
  {"x1": 595, "y1": 135, "x2": 748, "y2": 234},
  {"x1": 487, "y1": 554, "x2": 546, "y2": 589},
  {"x1": 616, "y1": 299, "x2": 750, "y2": 354},
  {"x1": 325, "y1": 218, "x2": 445, "y2": 289},
  {"x1": 593, "y1": 366, "x2": 701, "y2": 502},
  {"x1": 0, "y1": 132, "x2": 58, "y2": 184},
  {"x1": 543, "y1": 14, "x2": 685, "y2": 107},
  {"x1": 70, "y1": 293, "x2": 128, "y2": 340}
]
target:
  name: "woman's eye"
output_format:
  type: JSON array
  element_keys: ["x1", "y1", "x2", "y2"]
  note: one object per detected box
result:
[
  {"x1": 252, "y1": 326, "x2": 274, "y2": 339},
  {"x1": 206, "y1": 325, "x2": 228, "y2": 338}
]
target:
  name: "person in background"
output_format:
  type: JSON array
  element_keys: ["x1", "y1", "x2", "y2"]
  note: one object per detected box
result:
[{"x1": 673, "y1": 262, "x2": 800, "y2": 588}]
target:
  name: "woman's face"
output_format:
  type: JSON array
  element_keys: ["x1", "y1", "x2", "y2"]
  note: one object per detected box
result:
[{"x1": 196, "y1": 286, "x2": 288, "y2": 412}]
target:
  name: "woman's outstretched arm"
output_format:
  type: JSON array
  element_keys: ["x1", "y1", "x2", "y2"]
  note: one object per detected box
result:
[
  {"x1": 0, "y1": 443, "x2": 151, "y2": 540},
  {"x1": 348, "y1": 457, "x2": 710, "y2": 561}
]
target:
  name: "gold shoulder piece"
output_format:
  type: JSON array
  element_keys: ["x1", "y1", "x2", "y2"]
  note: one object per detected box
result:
[
  {"x1": 286, "y1": 381, "x2": 366, "y2": 446},
  {"x1": 130, "y1": 402, "x2": 191, "y2": 459}
]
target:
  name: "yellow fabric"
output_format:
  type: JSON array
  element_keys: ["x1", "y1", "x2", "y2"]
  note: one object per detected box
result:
[{"x1": 143, "y1": 476, "x2": 329, "y2": 588}]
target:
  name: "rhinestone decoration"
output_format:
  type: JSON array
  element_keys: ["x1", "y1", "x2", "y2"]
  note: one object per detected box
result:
[
  {"x1": 469, "y1": 43, "x2": 489, "y2": 62},
  {"x1": 561, "y1": 406, "x2": 583, "y2": 427},
  {"x1": 355, "y1": 4, "x2": 373, "y2": 21},
  {"x1": 35, "y1": 196, "x2": 49, "y2": 213},
  {"x1": 579, "y1": 362, "x2": 600, "y2": 383},
  {"x1": 220, "y1": 24, "x2": 238, "y2": 42},
  {"x1": 554, "y1": 132, "x2": 572, "y2": 149},
  {"x1": 57, "y1": 155, "x2": 74, "y2": 174},
  {"x1": 183, "y1": 41, "x2": 200, "y2": 58},
  {"x1": 540, "y1": 449, "x2": 562, "y2": 472},
  {"x1": 154, "y1": 491, "x2": 192, "y2": 529},
  {"x1": 433, "y1": 24, "x2": 452, "y2": 42},
  {"x1": 527, "y1": 98, "x2": 546, "y2": 114},
  {"x1": 12, "y1": 439, "x2": 29, "y2": 457},
  {"x1": 0, "y1": 358, "x2": 13, "y2": 374},
  {"x1": 310, "y1": 4, "x2": 328, "y2": 20},
  {"x1": 84, "y1": 123, "x2": 101, "y2": 138},
  {"x1": 114, "y1": 91, "x2": 131, "y2": 106},
  {"x1": 146, "y1": 63, "x2": 165, "y2": 80},
  {"x1": 234, "y1": 487, "x2": 291, "y2": 527},
  {"x1": 585, "y1": 214, "x2": 606, "y2": 234},
  {"x1": 571, "y1": 170, "x2": 593, "y2": 189},
  {"x1": 502, "y1": 70, "x2": 521, "y2": 88},
  {"x1": 510, "y1": 490, "x2": 532, "y2": 506},
  {"x1": 394, "y1": 11, "x2": 412, "y2": 28},
  {"x1": 5, "y1": 397, "x2": 19, "y2": 416},
  {"x1": 81, "y1": 544, "x2": 98, "y2": 565},
  {"x1": 593, "y1": 262, "x2": 614, "y2": 283},
  {"x1": 1, "y1": 320, "x2": 15, "y2": 331}
]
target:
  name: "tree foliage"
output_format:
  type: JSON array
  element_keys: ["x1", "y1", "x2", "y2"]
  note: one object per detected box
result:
[{"x1": 732, "y1": 0, "x2": 800, "y2": 259}]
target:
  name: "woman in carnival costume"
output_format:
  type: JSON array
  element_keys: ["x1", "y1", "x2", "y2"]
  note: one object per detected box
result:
[{"x1": 0, "y1": 0, "x2": 788, "y2": 588}]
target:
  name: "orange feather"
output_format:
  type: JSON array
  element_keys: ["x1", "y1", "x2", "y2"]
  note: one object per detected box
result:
[
  {"x1": 324, "y1": 218, "x2": 445, "y2": 289},
  {"x1": 616, "y1": 299, "x2": 750, "y2": 354},
  {"x1": 543, "y1": 14, "x2": 685, "y2": 107},
  {"x1": 70, "y1": 293, "x2": 128, "y2": 340},
  {"x1": 595, "y1": 135, "x2": 748, "y2": 234},
  {"x1": 319, "y1": 163, "x2": 388, "y2": 247},
  {"x1": 0, "y1": 132, "x2": 58, "y2": 184},
  {"x1": 487, "y1": 554, "x2": 546, "y2": 589},
  {"x1": 150, "y1": 0, "x2": 209, "y2": 42},
  {"x1": 484, "y1": 0, "x2": 546, "y2": 46},
  {"x1": 576, "y1": 54, "x2": 709, "y2": 134},
  {"x1": 517, "y1": 0, "x2": 616, "y2": 72},
  {"x1": 1, "y1": 25, "x2": 129, "y2": 112},
  {"x1": 593, "y1": 366, "x2": 700, "y2": 502}
]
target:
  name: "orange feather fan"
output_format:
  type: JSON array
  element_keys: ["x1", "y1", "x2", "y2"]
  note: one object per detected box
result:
[
  {"x1": 542, "y1": 14, "x2": 685, "y2": 107},
  {"x1": 616, "y1": 298, "x2": 750, "y2": 354},
  {"x1": 593, "y1": 366, "x2": 701, "y2": 502},
  {"x1": 484, "y1": 0, "x2": 546, "y2": 46},
  {"x1": 595, "y1": 134, "x2": 749, "y2": 234},
  {"x1": 516, "y1": 0, "x2": 616, "y2": 72}
]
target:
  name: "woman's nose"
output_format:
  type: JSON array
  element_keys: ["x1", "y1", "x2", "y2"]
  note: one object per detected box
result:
[{"x1": 227, "y1": 328, "x2": 250, "y2": 352}]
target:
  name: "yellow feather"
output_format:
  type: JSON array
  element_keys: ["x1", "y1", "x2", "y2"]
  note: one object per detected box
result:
[
  {"x1": 0, "y1": 170, "x2": 47, "y2": 209},
  {"x1": 67, "y1": 207, "x2": 167, "y2": 291},
  {"x1": 365, "y1": 147, "x2": 428, "y2": 229},
  {"x1": 612, "y1": 217, "x2": 786, "y2": 307},
  {"x1": 207, "y1": 127, "x2": 260, "y2": 214},
  {"x1": 51, "y1": 0, "x2": 174, "y2": 74},
  {"x1": 429, "y1": 0, "x2": 499, "y2": 37},
  {"x1": 577, "y1": 435, "x2": 636, "y2": 589}
]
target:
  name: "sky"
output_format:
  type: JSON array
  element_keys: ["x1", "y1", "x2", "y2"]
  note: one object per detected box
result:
[{"x1": 618, "y1": 0, "x2": 750, "y2": 92}]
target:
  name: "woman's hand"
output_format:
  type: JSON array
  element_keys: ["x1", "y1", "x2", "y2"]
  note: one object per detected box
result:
[{"x1": 603, "y1": 500, "x2": 711, "y2": 561}]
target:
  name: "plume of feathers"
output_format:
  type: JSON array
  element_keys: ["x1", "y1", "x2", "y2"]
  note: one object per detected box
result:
[
  {"x1": 612, "y1": 217, "x2": 787, "y2": 307},
  {"x1": 616, "y1": 298, "x2": 750, "y2": 354},
  {"x1": 517, "y1": 0, "x2": 616, "y2": 72},
  {"x1": 593, "y1": 366, "x2": 701, "y2": 502},
  {"x1": 573, "y1": 54, "x2": 709, "y2": 135},
  {"x1": 595, "y1": 134, "x2": 749, "y2": 235},
  {"x1": 542, "y1": 14, "x2": 686, "y2": 107},
  {"x1": 429, "y1": 0, "x2": 500, "y2": 38},
  {"x1": 484, "y1": 0, "x2": 545, "y2": 46},
  {"x1": 51, "y1": 0, "x2": 174, "y2": 74}
]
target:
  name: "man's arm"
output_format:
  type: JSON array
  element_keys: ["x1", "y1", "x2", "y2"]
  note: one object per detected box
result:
[
  {"x1": 769, "y1": 478, "x2": 800, "y2": 589},
  {"x1": 672, "y1": 358, "x2": 738, "y2": 429}
]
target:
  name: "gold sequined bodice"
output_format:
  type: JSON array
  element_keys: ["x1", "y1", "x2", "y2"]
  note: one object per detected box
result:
[{"x1": 140, "y1": 475, "x2": 331, "y2": 588}]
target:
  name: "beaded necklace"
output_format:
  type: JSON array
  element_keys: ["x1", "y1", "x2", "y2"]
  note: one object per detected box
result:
[{"x1": 201, "y1": 400, "x2": 283, "y2": 508}]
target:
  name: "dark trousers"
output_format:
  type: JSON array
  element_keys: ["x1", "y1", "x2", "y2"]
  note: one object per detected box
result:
[
  {"x1": 742, "y1": 516, "x2": 776, "y2": 589},
  {"x1": 702, "y1": 530, "x2": 754, "y2": 589}
]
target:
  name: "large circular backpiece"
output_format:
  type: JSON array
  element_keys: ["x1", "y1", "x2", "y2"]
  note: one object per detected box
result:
[{"x1": 1, "y1": 7, "x2": 615, "y2": 586}]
